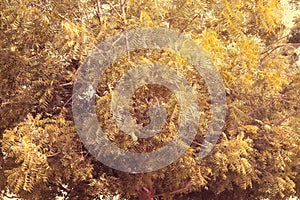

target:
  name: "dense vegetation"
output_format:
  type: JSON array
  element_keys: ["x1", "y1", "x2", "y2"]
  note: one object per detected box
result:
[{"x1": 0, "y1": 0, "x2": 299, "y2": 199}]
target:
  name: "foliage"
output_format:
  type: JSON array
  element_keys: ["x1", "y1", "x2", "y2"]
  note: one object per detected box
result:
[{"x1": 0, "y1": 0, "x2": 299, "y2": 199}]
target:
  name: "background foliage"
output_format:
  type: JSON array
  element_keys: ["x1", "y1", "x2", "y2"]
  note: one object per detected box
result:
[{"x1": 0, "y1": 0, "x2": 299, "y2": 199}]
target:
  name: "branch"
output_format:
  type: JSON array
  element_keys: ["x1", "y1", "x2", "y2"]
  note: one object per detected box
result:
[
  {"x1": 121, "y1": 0, "x2": 128, "y2": 7},
  {"x1": 246, "y1": 85, "x2": 295, "y2": 117},
  {"x1": 138, "y1": 187, "x2": 153, "y2": 200},
  {"x1": 274, "y1": 35, "x2": 289, "y2": 44},
  {"x1": 153, "y1": 180, "x2": 192, "y2": 198},
  {"x1": 246, "y1": 101, "x2": 272, "y2": 116},
  {"x1": 260, "y1": 34, "x2": 290, "y2": 55},
  {"x1": 179, "y1": 14, "x2": 199, "y2": 36},
  {"x1": 267, "y1": 45, "x2": 296, "y2": 62},
  {"x1": 120, "y1": 0, "x2": 127, "y2": 23},
  {"x1": 47, "y1": 150, "x2": 61, "y2": 158},
  {"x1": 260, "y1": 44, "x2": 286, "y2": 56},
  {"x1": 258, "y1": 44, "x2": 287, "y2": 67},
  {"x1": 63, "y1": 95, "x2": 73, "y2": 107},
  {"x1": 180, "y1": 136, "x2": 205, "y2": 148},
  {"x1": 107, "y1": 1, "x2": 122, "y2": 18},
  {"x1": 259, "y1": 43, "x2": 299, "y2": 67},
  {"x1": 273, "y1": 107, "x2": 300, "y2": 126},
  {"x1": 59, "y1": 81, "x2": 73, "y2": 87},
  {"x1": 95, "y1": 0, "x2": 102, "y2": 23},
  {"x1": 119, "y1": 0, "x2": 130, "y2": 60},
  {"x1": 119, "y1": 0, "x2": 123, "y2": 10},
  {"x1": 289, "y1": 43, "x2": 300, "y2": 48}
]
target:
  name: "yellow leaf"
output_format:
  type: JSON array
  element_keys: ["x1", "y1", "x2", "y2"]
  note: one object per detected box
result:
[{"x1": 140, "y1": 10, "x2": 154, "y2": 26}]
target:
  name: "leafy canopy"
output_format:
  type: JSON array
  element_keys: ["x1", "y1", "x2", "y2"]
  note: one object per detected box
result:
[{"x1": 0, "y1": 0, "x2": 299, "y2": 199}]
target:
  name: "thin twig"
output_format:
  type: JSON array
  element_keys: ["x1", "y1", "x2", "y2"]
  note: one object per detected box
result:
[
  {"x1": 95, "y1": 0, "x2": 102, "y2": 23},
  {"x1": 246, "y1": 84, "x2": 295, "y2": 117},
  {"x1": 259, "y1": 44, "x2": 287, "y2": 67},
  {"x1": 119, "y1": 0, "x2": 123, "y2": 10},
  {"x1": 260, "y1": 44, "x2": 286, "y2": 56},
  {"x1": 119, "y1": 0, "x2": 130, "y2": 60},
  {"x1": 247, "y1": 101, "x2": 272, "y2": 116},
  {"x1": 274, "y1": 35, "x2": 289, "y2": 44},
  {"x1": 181, "y1": 136, "x2": 205, "y2": 148},
  {"x1": 179, "y1": 14, "x2": 199, "y2": 37},
  {"x1": 59, "y1": 82, "x2": 73, "y2": 87},
  {"x1": 259, "y1": 43, "x2": 300, "y2": 67},
  {"x1": 267, "y1": 46, "x2": 296, "y2": 62},
  {"x1": 63, "y1": 95, "x2": 73, "y2": 107},
  {"x1": 260, "y1": 35, "x2": 290, "y2": 55},
  {"x1": 153, "y1": 180, "x2": 192, "y2": 198},
  {"x1": 47, "y1": 150, "x2": 61, "y2": 158},
  {"x1": 121, "y1": 0, "x2": 128, "y2": 7},
  {"x1": 273, "y1": 107, "x2": 300, "y2": 126},
  {"x1": 107, "y1": 1, "x2": 122, "y2": 18}
]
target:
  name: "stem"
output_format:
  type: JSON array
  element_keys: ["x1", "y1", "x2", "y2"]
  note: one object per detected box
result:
[
  {"x1": 119, "y1": 0, "x2": 130, "y2": 60},
  {"x1": 247, "y1": 101, "x2": 271, "y2": 116},
  {"x1": 259, "y1": 44, "x2": 286, "y2": 67},
  {"x1": 260, "y1": 34, "x2": 290, "y2": 55},
  {"x1": 59, "y1": 82, "x2": 73, "y2": 87},
  {"x1": 63, "y1": 95, "x2": 73, "y2": 107},
  {"x1": 138, "y1": 187, "x2": 154, "y2": 200},
  {"x1": 179, "y1": 14, "x2": 199, "y2": 37},
  {"x1": 107, "y1": 1, "x2": 122, "y2": 18},
  {"x1": 246, "y1": 79, "x2": 295, "y2": 117},
  {"x1": 95, "y1": 0, "x2": 102, "y2": 23},
  {"x1": 153, "y1": 180, "x2": 192, "y2": 198},
  {"x1": 259, "y1": 43, "x2": 299, "y2": 67},
  {"x1": 47, "y1": 150, "x2": 61, "y2": 158},
  {"x1": 273, "y1": 107, "x2": 300, "y2": 126}
]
